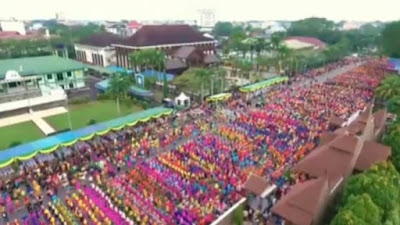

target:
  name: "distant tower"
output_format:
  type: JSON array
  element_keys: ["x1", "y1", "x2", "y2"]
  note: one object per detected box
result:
[{"x1": 197, "y1": 9, "x2": 216, "y2": 31}]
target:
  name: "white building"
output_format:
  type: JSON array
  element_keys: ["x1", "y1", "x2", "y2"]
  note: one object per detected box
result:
[
  {"x1": 0, "y1": 20, "x2": 26, "y2": 35},
  {"x1": 198, "y1": 9, "x2": 216, "y2": 30},
  {"x1": 75, "y1": 32, "x2": 122, "y2": 67}
]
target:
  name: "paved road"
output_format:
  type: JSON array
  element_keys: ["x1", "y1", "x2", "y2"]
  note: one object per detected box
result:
[{"x1": 301, "y1": 62, "x2": 364, "y2": 87}]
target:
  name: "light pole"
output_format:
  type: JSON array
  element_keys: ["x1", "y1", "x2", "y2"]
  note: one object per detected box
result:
[{"x1": 65, "y1": 95, "x2": 72, "y2": 130}]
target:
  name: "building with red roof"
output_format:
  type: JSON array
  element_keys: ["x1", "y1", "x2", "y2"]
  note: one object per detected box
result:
[
  {"x1": 284, "y1": 36, "x2": 327, "y2": 50},
  {"x1": 126, "y1": 21, "x2": 142, "y2": 36}
]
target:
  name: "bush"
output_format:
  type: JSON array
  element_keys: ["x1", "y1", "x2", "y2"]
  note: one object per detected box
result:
[
  {"x1": 141, "y1": 101, "x2": 149, "y2": 109},
  {"x1": 97, "y1": 93, "x2": 111, "y2": 100},
  {"x1": 88, "y1": 119, "x2": 97, "y2": 125},
  {"x1": 233, "y1": 204, "x2": 244, "y2": 225},
  {"x1": 70, "y1": 97, "x2": 90, "y2": 105}
]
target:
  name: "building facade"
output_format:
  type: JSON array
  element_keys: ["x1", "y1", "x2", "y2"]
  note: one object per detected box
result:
[
  {"x1": 75, "y1": 32, "x2": 122, "y2": 67},
  {"x1": 0, "y1": 20, "x2": 26, "y2": 35},
  {"x1": 0, "y1": 55, "x2": 86, "y2": 92}
]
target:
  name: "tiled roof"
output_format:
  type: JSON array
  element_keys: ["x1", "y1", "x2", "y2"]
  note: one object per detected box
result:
[
  {"x1": 355, "y1": 141, "x2": 391, "y2": 171},
  {"x1": 79, "y1": 32, "x2": 123, "y2": 47},
  {"x1": 0, "y1": 55, "x2": 86, "y2": 78},
  {"x1": 271, "y1": 176, "x2": 330, "y2": 225},
  {"x1": 243, "y1": 173, "x2": 271, "y2": 196},
  {"x1": 173, "y1": 46, "x2": 196, "y2": 59},
  {"x1": 373, "y1": 108, "x2": 387, "y2": 131},
  {"x1": 127, "y1": 21, "x2": 142, "y2": 29},
  {"x1": 119, "y1": 25, "x2": 213, "y2": 47},
  {"x1": 166, "y1": 58, "x2": 187, "y2": 70},
  {"x1": 294, "y1": 135, "x2": 359, "y2": 189},
  {"x1": 329, "y1": 116, "x2": 345, "y2": 127},
  {"x1": 285, "y1": 36, "x2": 326, "y2": 49},
  {"x1": 204, "y1": 54, "x2": 220, "y2": 64}
]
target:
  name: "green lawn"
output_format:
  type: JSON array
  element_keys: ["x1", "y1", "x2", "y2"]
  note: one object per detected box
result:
[
  {"x1": 0, "y1": 121, "x2": 44, "y2": 150},
  {"x1": 45, "y1": 100, "x2": 142, "y2": 131}
]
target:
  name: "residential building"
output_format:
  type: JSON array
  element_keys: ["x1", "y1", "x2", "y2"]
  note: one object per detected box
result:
[
  {"x1": 112, "y1": 24, "x2": 219, "y2": 73},
  {"x1": 105, "y1": 23, "x2": 129, "y2": 37},
  {"x1": 126, "y1": 21, "x2": 142, "y2": 36},
  {"x1": 0, "y1": 55, "x2": 87, "y2": 116},
  {"x1": 0, "y1": 20, "x2": 26, "y2": 35},
  {"x1": 75, "y1": 32, "x2": 123, "y2": 67},
  {"x1": 284, "y1": 36, "x2": 327, "y2": 50},
  {"x1": 0, "y1": 55, "x2": 86, "y2": 92}
]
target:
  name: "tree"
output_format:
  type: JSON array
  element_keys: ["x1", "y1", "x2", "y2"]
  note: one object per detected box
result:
[
  {"x1": 130, "y1": 49, "x2": 168, "y2": 98},
  {"x1": 330, "y1": 209, "x2": 367, "y2": 225},
  {"x1": 238, "y1": 60, "x2": 253, "y2": 79},
  {"x1": 375, "y1": 75, "x2": 400, "y2": 100},
  {"x1": 228, "y1": 27, "x2": 247, "y2": 55},
  {"x1": 254, "y1": 38, "x2": 270, "y2": 57},
  {"x1": 381, "y1": 21, "x2": 400, "y2": 58},
  {"x1": 287, "y1": 17, "x2": 342, "y2": 44},
  {"x1": 342, "y1": 162, "x2": 400, "y2": 219},
  {"x1": 195, "y1": 68, "x2": 212, "y2": 102},
  {"x1": 213, "y1": 22, "x2": 234, "y2": 37},
  {"x1": 107, "y1": 73, "x2": 132, "y2": 115},
  {"x1": 212, "y1": 67, "x2": 227, "y2": 93},
  {"x1": 331, "y1": 194, "x2": 382, "y2": 225}
]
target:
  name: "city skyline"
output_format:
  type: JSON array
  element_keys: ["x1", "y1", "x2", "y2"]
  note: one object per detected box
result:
[{"x1": 0, "y1": 0, "x2": 399, "y2": 22}]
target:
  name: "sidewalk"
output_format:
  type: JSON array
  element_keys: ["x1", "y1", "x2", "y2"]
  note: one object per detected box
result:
[{"x1": 0, "y1": 107, "x2": 67, "y2": 135}]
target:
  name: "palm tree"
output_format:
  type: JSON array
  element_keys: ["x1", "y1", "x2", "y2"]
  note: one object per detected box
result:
[
  {"x1": 130, "y1": 49, "x2": 168, "y2": 98},
  {"x1": 195, "y1": 68, "x2": 212, "y2": 102},
  {"x1": 375, "y1": 75, "x2": 400, "y2": 100},
  {"x1": 107, "y1": 73, "x2": 132, "y2": 115},
  {"x1": 213, "y1": 67, "x2": 227, "y2": 93},
  {"x1": 239, "y1": 61, "x2": 253, "y2": 80},
  {"x1": 270, "y1": 32, "x2": 284, "y2": 52}
]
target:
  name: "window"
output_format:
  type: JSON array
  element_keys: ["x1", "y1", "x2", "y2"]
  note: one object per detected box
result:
[
  {"x1": 47, "y1": 74, "x2": 53, "y2": 80},
  {"x1": 8, "y1": 82, "x2": 17, "y2": 88},
  {"x1": 67, "y1": 72, "x2": 72, "y2": 77},
  {"x1": 69, "y1": 83, "x2": 74, "y2": 89},
  {"x1": 57, "y1": 73, "x2": 64, "y2": 81},
  {"x1": 60, "y1": 85, "x2": 65, "y2": 89}
]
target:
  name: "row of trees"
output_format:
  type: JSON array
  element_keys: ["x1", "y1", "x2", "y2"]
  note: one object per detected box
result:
[
  {"x1": 376, "y1": 75, "x2": 400, "y2": 173},
  {"x1": 331, "y1": 162, "x2": 400, "y2": 225},
  {"x1": 217, "y1": 20, "x2": 363, "y2": 78},
  {"x1": 106, "y1": 49, "x2": 171, "y2": 114},
  {"x1": 381, "y1": 21, "x2": 400, "y2": 58},
  {"x1": 0, "y1": 23, "x2": 104, "y2": 59}
]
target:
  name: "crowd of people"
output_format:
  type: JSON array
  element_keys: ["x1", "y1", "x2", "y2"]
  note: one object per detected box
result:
[{"x1": 0, "y1": 58, "x2": 387, "y2": 225}]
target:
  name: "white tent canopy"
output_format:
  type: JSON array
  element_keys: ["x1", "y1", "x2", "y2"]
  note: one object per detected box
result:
[{"x1": 175, "y1": 92, "x2": 190, "y2": 107}]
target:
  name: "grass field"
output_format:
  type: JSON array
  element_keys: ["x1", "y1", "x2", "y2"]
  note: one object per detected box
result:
[
  {"x1": 45, "y1": 100, "x2": 142, "y2": 131},
  {"x1": 0, "y1": 121, "x2": 44, "y2": 150}
]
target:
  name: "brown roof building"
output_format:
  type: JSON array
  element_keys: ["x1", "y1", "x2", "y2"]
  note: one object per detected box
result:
[
  {"x1": 243, "y1": 173, "x2": 276, "y2": 197},
  {"x1": 112, "y1": 24, "x2": 219, "y2": 72},
  {"x1": 355, "y1": 141, "x2": 391, "y2": 171},
  {"x1": 74, "y1": 32, "x2": 123, "y2": 67},
  {"x1": 271, "y1": 176, "x2": 330, "y2": 225},
  {"x1": 273, "y1": 106, "x2": 391, "y2": 225},
  {"x1": 295, "y1": 135, "x2": 360, "y2": 190}
]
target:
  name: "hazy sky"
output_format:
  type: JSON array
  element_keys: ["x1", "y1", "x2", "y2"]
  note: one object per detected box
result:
[{"x1": 1, "y1": 0, "x2": 399, "y2": 22}]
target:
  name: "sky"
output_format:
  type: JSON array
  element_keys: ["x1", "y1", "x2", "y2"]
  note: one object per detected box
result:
[{"x1": 1, "y1": 0, "x2": 399, "y2": 22}]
